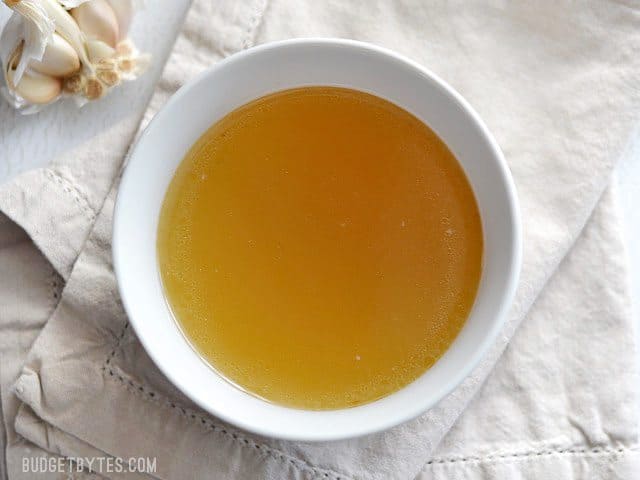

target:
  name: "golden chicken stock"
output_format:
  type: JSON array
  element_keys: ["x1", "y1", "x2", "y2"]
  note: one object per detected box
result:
[{"x1": 157, "y1": 87, "x2": 483, "y2": 410}]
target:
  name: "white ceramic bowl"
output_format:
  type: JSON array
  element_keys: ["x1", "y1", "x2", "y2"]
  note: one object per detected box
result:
[{"x1": 113, "y1": 38, "x2": 521, "y2": 442}]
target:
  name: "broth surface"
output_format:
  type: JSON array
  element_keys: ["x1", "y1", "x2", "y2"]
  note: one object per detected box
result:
[{"x1": 157, "y1": 87, "x2": 482, "y2": 409}]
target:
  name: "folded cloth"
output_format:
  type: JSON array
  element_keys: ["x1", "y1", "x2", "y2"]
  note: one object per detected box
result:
[
  {"x1": 1, "y1": 0, "x2": 639, "y2": 479},
  {"x1": 424, "y1": 185, "x2": 639, "y2": 479}
]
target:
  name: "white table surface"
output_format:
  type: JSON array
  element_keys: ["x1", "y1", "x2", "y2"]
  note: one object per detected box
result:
[{"x1": 0, "y1": 2, "x2": 638, "y2": 419}]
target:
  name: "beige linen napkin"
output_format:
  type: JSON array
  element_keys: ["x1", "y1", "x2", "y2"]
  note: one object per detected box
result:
[{"x1": 1, "y1": 0, "x2": 640, "y2": 479}]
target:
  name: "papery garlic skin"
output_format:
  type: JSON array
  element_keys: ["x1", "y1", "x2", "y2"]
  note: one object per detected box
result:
[
  {"x1": 0, "y1": 12, "x2": 46, "y2": 112},
  {"x1": 1, "y1": 2, "x2": 53, "y2": 84}
]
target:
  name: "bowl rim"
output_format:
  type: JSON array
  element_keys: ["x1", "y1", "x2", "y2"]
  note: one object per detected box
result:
[{"x1": 113, "y1": 37, "x2": 522, "y2": 442}]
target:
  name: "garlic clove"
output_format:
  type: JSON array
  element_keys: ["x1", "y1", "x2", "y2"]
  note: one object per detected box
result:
[
  {"x1": 107, "y1": 0, "x2": 133, "y2": 41},
  {"x1": 71, "y1": 0, "x2": 119, "y2": 48},
  {"x1": 5, "y1": 43, "x2": 62, "y2": 104},
  {"x1": 86, "y1": 39, "x2": 116, "y2": 63},
  {"x1": 6, "y1": 67, "x2": 61, "y2": 104},
  {"x1": 29, "y1": 32, "x2": 80, "y2": 77},
  {"x1": 117, "y1": 56, "x2": 134, "y2": 73},
  {"x1": 96, "y1": 62, "x2": 120, "y2": 87},
  {"x1": 115, "y1": 39, "x2": 134, "y2": 56},
  {"x1": 63, "y1": 72, "x2": 85, "y2": 94},
  {"x1": 83, "y1": 76, "x2": 105, "y2": 100}
]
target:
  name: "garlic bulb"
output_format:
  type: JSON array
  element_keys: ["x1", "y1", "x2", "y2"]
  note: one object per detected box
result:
[{"x1": 1, "y1": 0, "x2": 149, "y2": 113}]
